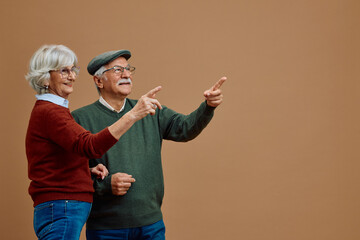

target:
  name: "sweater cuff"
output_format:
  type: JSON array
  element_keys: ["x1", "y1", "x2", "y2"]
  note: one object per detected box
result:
[
  {"x1": 104, "y1": 174, "x2": 113, "y2": 194},
  {"x1": 203, "y1": 101, "x2": 216, "y2": 116},
  {"x1": 94, "y1": 173, "x2": 113, "y2": 196}
]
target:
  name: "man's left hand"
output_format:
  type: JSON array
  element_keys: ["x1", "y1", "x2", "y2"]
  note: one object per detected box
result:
[{"x1": 204, "y1": 77, "x2": 227, "y2": 107}]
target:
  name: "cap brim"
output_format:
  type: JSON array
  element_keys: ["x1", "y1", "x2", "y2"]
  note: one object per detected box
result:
[{"x1": 87, "y1": 50, "x2": 131, "y2": 75}]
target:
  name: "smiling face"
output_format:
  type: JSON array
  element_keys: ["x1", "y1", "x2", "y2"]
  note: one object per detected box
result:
[
  {"x1": 47, "y1": 65, "x2": 76, "y2": 99},
  {"x1": 96, "y1": 57, "x2": 133, "y2": 100}
]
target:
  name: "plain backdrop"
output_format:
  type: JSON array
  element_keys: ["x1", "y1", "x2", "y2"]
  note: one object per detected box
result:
[{"x1": 1, "y1": 0, "x2": 360, "y2": 239}]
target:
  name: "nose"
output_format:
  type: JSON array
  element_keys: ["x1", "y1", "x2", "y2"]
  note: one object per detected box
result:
[
  {"x1": 122, "y1": 68, "x2": 131, "y2": 78},
  {"x1": 68, "y1": 71, "x2": 76, "y2": 81}
]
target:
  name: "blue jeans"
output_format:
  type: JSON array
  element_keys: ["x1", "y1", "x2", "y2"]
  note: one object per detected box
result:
[
  {"x1": 86, "y1": 220, "x2": 166, "y2": 240},
  {"x1": 33, "y1": 200, "x2": 92, "y2": 240}
]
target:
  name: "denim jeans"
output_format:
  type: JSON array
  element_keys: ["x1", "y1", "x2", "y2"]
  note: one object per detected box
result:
[
  {"x1": 33, "y1": 200, "x2": 91, "y2": 240},
  {"x1": 86, "y1": 220, "x2": 166, "y2": 240}
]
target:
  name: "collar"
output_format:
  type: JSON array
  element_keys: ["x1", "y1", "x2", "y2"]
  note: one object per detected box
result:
[
  {"x1": 99, "y1": 96, "x2": 126, "y2": 113},
  {"x1": 36, "y1": 93, "x2": 69, "y2": 108}
]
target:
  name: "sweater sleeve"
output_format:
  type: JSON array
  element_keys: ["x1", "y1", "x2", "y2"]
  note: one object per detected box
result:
[
  {"x1": 89, "y1": 158, "x2": 113, "y2": 195},
  {"x1": 45, "y1": 106, "x2": 117, "y2": 158},
  {"x1": 92, "y1": 175, "x2": 113, "y2": 196},
  {"x1": 159, "y1": 101, "x2": 215, "y2": 142}
]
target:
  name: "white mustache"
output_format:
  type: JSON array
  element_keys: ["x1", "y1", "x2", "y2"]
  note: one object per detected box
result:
[{"x1": 117, "y1": 78, "x2": 132, "y2": 85}]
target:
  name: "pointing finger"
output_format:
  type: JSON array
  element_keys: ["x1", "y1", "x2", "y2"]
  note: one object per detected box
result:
[
  {"x1": 211, "y1": 77, "x2": 227, "y2": 91},
  {"x1": 145, "y1": 86, "x2": 162, "y2": 98}
]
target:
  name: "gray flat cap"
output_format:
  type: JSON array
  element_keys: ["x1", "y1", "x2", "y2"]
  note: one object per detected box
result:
[{"x1": 87, "y1": 49, "x2": 131, "y2": 75}]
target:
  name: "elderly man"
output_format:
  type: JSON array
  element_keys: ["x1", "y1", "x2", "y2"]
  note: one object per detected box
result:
[{"x1": 72, "y1": 49, "x2": 226, "y2": 240}]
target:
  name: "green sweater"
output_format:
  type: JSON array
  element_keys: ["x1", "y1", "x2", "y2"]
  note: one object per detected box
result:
[{"x1": 72, "y1": 99, "x2": 215, "y2": 229}]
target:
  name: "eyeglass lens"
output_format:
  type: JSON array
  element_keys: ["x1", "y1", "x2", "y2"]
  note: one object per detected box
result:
[{"x1": 60, "y1": 67, "x2": 79, "y2": 78}]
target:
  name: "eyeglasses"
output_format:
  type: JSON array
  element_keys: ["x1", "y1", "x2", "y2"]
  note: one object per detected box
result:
[
  {"x1": 103, "y1": 65, "x2": 136, "y2": 75},
  {"x1": 50, "y1": 66, "x2": 80, "y2": 79}
]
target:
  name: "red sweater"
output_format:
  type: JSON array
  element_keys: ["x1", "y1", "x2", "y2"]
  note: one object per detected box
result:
[{"x1": 26, "y1": 100, "x2": 117, "y2": 206}]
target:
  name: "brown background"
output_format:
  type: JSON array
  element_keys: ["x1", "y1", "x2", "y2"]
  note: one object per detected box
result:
[{"x1": 1, "y1": 0, "x2": 360, "y2": 239}]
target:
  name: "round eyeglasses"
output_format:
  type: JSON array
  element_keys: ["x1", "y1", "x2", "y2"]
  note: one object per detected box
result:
[
  {"x1": 50, "y1": 66, "x2": 80, "y2": 79},
  {"x1": 102, "y1": 65, "x2": 136, "y2": 75}
]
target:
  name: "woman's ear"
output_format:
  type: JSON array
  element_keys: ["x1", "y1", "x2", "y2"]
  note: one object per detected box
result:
[{"x1": 44, "y1": 80, "x2": 49, "y2": 89}]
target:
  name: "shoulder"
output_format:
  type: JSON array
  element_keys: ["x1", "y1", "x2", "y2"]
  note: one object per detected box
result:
[
  {"x1": 71, "y1": 101, "x2": 99, "y2": 116},
  {"x1": 34, "y1": 100, "x2": 70, "y2": 117},
  {"x1": 31, "y1": 101, "x2": 74, "y2": 128}
]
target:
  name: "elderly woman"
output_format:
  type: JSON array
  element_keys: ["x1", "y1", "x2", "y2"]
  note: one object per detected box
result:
[{"x1": 25, "y1": 45, "x2": 161, "y2": 240}]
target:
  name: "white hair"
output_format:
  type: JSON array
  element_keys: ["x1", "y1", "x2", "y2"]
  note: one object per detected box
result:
[
  {"x1": 25, "y1": 44, "x2": 78, "y2": 94},
  {"x1": 93, "y1": 66, "x2": 108, "y2": 94},
  {"x1": 94, "y1": 66, "x2": 107, "y2": 78}
]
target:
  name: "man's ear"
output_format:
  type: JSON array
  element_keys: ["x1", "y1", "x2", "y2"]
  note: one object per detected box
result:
[{"x1": 94, "y1": 76, "x2": 103, "y2": 89}]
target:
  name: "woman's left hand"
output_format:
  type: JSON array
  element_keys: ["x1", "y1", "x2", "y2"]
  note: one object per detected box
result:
[{"x1": 90, "y1": 164, "x2": 109, "y2": 180}]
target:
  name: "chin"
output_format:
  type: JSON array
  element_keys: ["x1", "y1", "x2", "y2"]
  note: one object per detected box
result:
[
  {"x1": 119, "y1": 85, "x2": 132, "y2": 94},
  {"x1": 120, "y1": 91, "x2": 131, "y2": 96},
  {"x1": 65, "y1": 90, "x2": 74, "y2": 98}
]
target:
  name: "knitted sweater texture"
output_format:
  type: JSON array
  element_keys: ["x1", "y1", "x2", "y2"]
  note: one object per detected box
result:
[
  {"x1": 26, "y1": 100, "x2": 117, "y2": 207},
  {"x1": 72, "y1": 99, "x2": 214, "y2": 229}
]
